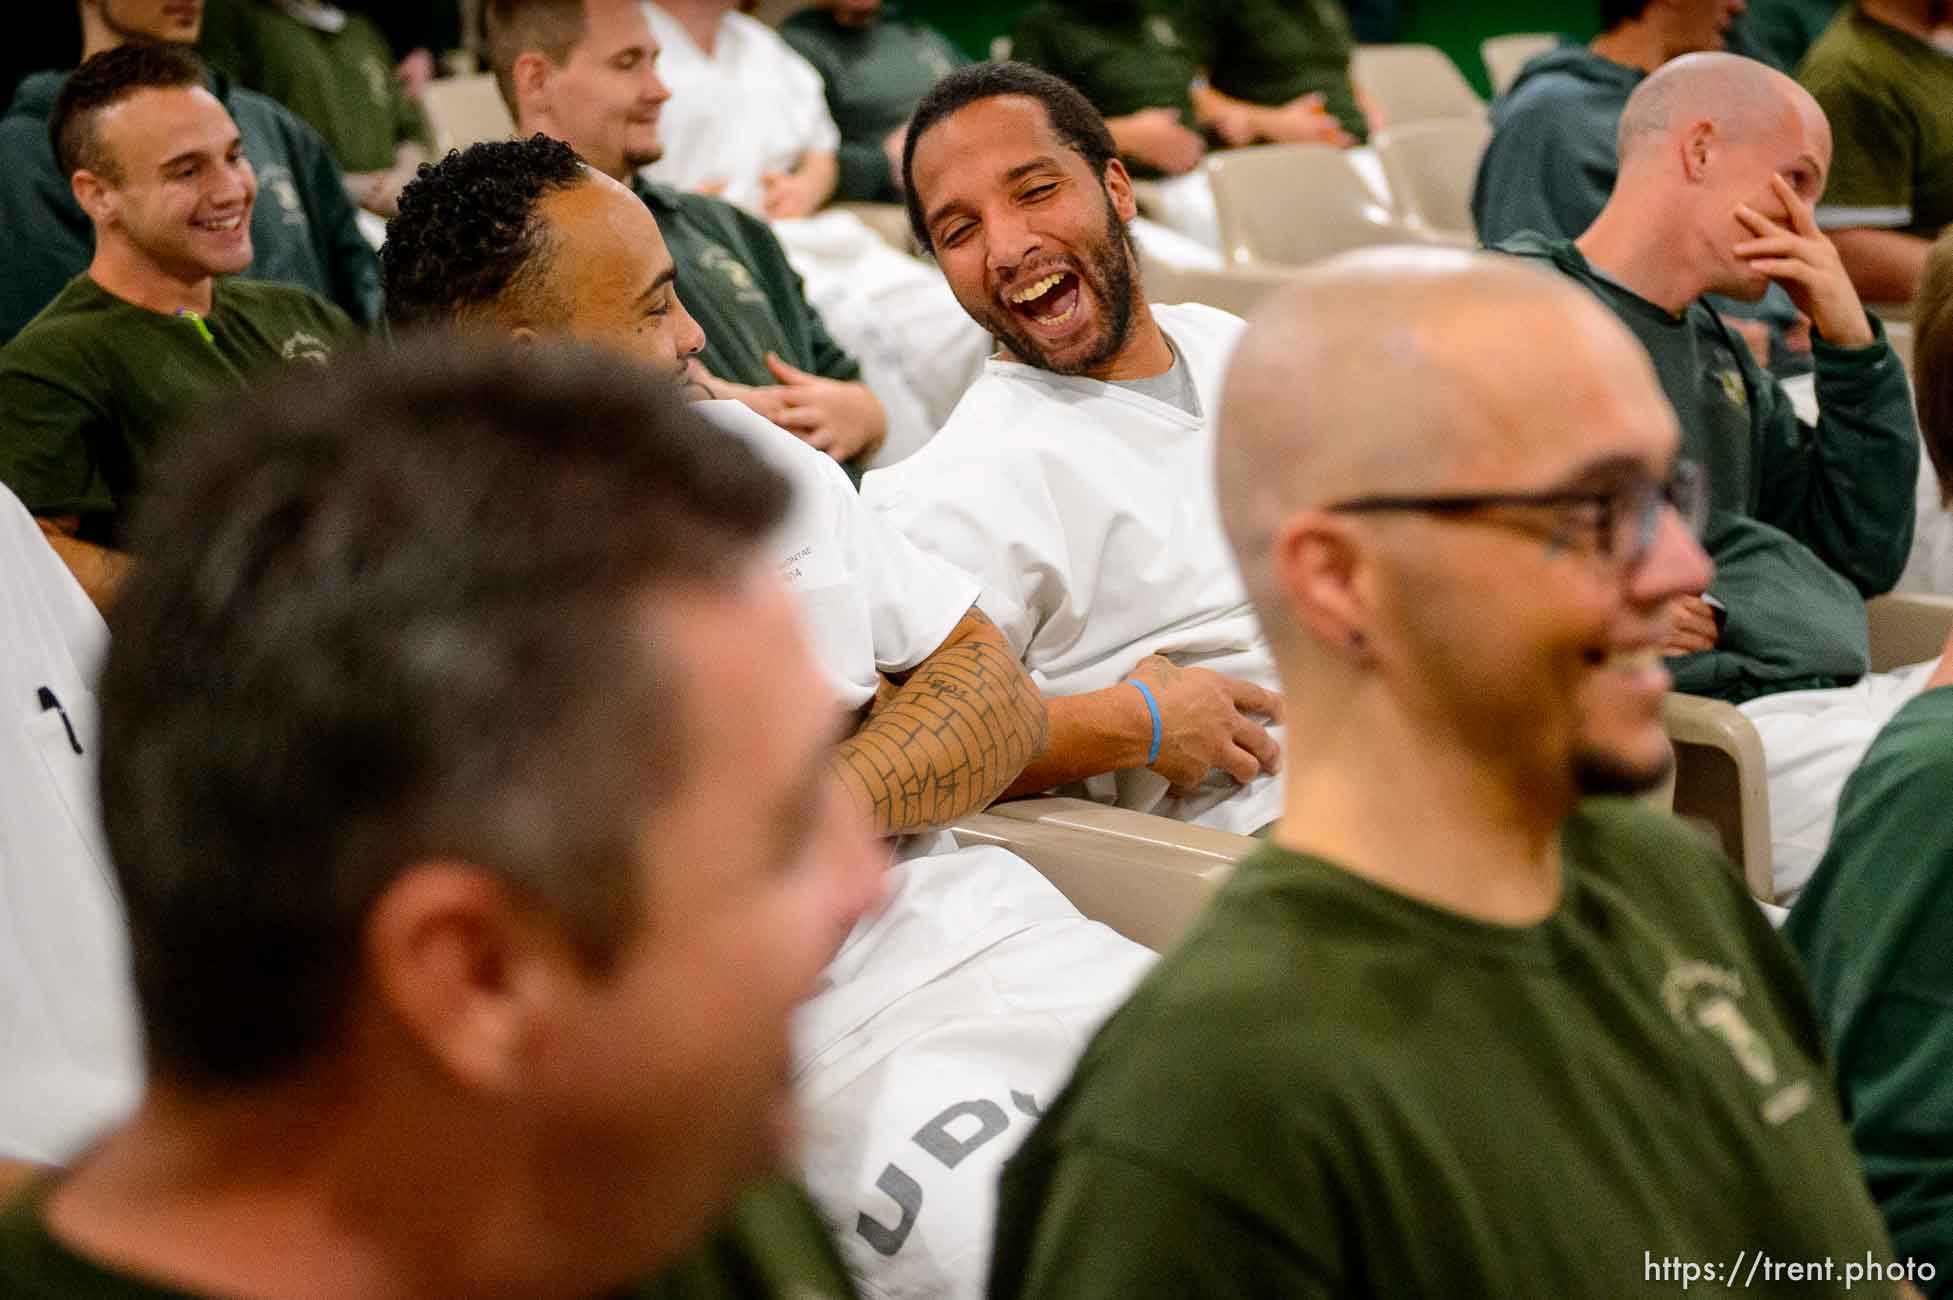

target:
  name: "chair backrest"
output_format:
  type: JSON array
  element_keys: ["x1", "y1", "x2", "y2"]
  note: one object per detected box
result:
[
  {"x1": 953, "y1": 799, "x2": 1250, "y2": 952},
  {"x1": 1140, "y1": 255, "x2": 1307, "y2": 318},
  {"x1": 1372, "y1": 118, "x2": 1493, "y2": 237},
  {"x1": 1664, "y1": 693, "x2": 1775, "y2": 901},
  {"x1": 1351, "y1": 43, "x2": 1487, "y2": 127},
  {"x1": 1480, "y1": 32, "x2": 1559, "y2": 97},
  {"x1": 1206, "y1": 143, "x2": 1443, "y2": 267},
  {"x1": 421, "y1": 73, "x2": 515, "y2": 156}
]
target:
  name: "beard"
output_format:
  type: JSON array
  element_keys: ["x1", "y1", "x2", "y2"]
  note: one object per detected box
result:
[
  {"x1": 982, "y1": 193, "x2": 1140, "y2": 376},
  {"x1": 1571, "y1": 744, "x2": 1674, "y2": 799}
]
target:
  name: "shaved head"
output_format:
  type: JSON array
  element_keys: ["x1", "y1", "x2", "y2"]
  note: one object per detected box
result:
[
  {"x1": 1217, "y1": 247, "x2": 1675, "y2": 662},
  {"x1": 1617, "y1": 52, "x2": 1818, "y2": 165}
]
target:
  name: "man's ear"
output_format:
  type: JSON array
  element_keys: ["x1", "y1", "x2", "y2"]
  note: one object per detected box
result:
[
  {"x1": 1272, "y1": 511, "x2": 1375, "y2": 657},
  {"x1": 363, "y1": 862, "x2": 565, "y2": 1094},
  {"x1": 1101, "y1": 156, "x2": 1140, "y2": 224},
  {"x1": 510, "y1": 50, "x2": 554, "y2": 124},
  {"x1": 70, "y1": 169, "x2": 116, "y2": 227},
  {"x1": 1679, "y1": 119, "x2": 1716, "y2": 182}
]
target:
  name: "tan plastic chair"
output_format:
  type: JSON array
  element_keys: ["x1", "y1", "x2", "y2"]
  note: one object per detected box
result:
[
  {"x1": 953, "y1": 798, "x2": 1251, "y2": 952},
  {"x1": 420, "y1": 73, "x2": 514, "y2": 156},
  {"x1": 1480, "y1": 33, "x2": 1559, "y2": 97},
  {"x1": 1372, "y1": 119, "x2": 1493, "y2": 239},
  {"x1": 1205, "y1": 143, "x2": 1455, "y2": 268},
  {"x1": 1351, "y1": 44, "x2": 1488, "y2": 127},
  {"x1": 1140, "y1": 255, "x2": 1308, "y2": 318},
  {"x1": 1666, "y1": 592, "x2": 1953, "y2": 901}
]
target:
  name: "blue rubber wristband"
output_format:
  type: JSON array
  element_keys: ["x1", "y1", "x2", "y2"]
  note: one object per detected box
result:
[{"x1": 1129, "y1": 680, "x2": 1163, "y2": 767}]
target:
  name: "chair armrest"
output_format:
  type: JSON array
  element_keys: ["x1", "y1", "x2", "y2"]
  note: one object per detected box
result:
[
  {"x1": 1663, "y1": 693, "x2": 1774, "y2": 901},
  {"x1": 830, "y1": 202, "x2": 916, "y2": 255},
  {"x1": 1867, "y1": 592, "x2": 1953, "y2": 673},
  {"x1": 952, "y1": 798, "x2": 1251, "y2": 952}
]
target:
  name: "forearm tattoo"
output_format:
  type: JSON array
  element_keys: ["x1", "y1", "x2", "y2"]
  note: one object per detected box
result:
[{"x1": 834, "y1": 610, "x2": 1047, "y2": 836}]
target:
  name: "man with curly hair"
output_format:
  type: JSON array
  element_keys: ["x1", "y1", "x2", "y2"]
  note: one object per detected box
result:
[
  {"x1": 485, "y1": 0, "x2": 893, "y2": 471},
  {"x1": 0, "y1": 41, "x2": 358, "y2": 610}
]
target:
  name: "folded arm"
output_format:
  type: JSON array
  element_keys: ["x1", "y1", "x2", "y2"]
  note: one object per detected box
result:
[
  {"x1": 36, "y1": 515, "x2": 127, "y2": 613},
  {"x1": 833, "y1": 607, "x2": 1046, "y2": 836}
]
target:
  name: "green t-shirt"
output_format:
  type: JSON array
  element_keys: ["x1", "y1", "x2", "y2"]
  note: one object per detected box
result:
[
  {"x1": 632, "y1": 178, "x2": 862, "y2": 392},
  {"x1": 991, "y1": 800, "x2": 1903, "y2": 1299},
  {"x1": 199, "y1": 0, "x2": 428, "y2": 174},
  {"x1": 1498, "y1": 233, "x2": 1919, "y2": 701},
  {"x1": 0, "y1": 1175, "x2": 858, "y2": 1300},
  {"x1": 1178, "y1": 0, "x2": 1366, "y2": 142},
  {"x1": 0, "y1": 274, "x2": 357, "y2": 544},
  {"x1": 1786, "y1": 685, "x2": 1953, "y2": 1287},
  {"x1": 780, "y1": 8, "x2": 967, "y2": 204},
  {"x1": 1799, "y1": 8, "x2": 1953, "y2": 241},
  {"x1": 1010, "y1": 1, "x2": 1200, "y2": 176}
]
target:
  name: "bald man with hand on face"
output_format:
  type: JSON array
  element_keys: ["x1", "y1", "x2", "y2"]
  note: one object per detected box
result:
[
  {"x1": 987, "y1": 249, "x2": 1913, "y2": 1300},
  {"x1": 1495, "y1": 52, "x2": 1925, "y2": 898}
]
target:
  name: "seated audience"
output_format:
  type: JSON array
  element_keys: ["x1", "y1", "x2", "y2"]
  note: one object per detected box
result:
[
  {"x1": 0, "y1": 337, "x2": 882, "y2": 1298},
  {"x1": 1471, "y1": 0, "x2": 1807, "y2": 376},
  {"x1": 384, "y1": 136, "x2": 1155, "y2": 1300},
  {"x1": 780, "y1": 0, "x2": 967, "y2": 205},
  {"x1": 0, "y1": 481, "x2": 138, "y2": 1166},
  {"x1": 1787, "y1": 231, "x2": 1953, "y2": 1293},
  {"x1": 1011, "y1": 0, "x2": 1353, "y2": 181},
  {"x1": 198, "y1": 0, "x2": 429, "y2": 215},
  {"x1": 988, "y1": 245, "x2": 1911, "y2": 1300},
  {"x1": 1183, "y1": 0, "x2": 1371, "y2": 148},
  {"x1": 488, "y1": 0, "x2": 889, "y2": 470},
  {"x1": 1799, "y1": 0, "x2": 1953, "y2": 305},
  {"x1": 1496, "y1": 53, "x2": 1922, "y2": 896},
  {"x1": 0, "y1": 0, "x2": 379, "y2": 344},
  {"x1": 643, "y1": 0, "x2": 839, "y2": 219},
  {"x1": 338, "y1": 0, "x2": 464, "y2": 98},
  {"x1": 0, "y1": 43, "x2": 358, "y2": 610},
  {"x1": 869, "y1": 63, "x2": 1286, "y2": 835},
  {"x1": 1474, "y1": 0, "x2": 1748, "y2": 244}
]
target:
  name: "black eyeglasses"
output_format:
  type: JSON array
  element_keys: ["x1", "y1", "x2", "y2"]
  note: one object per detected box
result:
[{"x1": 1324, "y1": 459, "x2": 1708, "y2": 568}]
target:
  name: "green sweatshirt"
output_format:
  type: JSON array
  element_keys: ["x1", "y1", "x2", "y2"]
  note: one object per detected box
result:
[
  {"x1": 1472, "y1": 43, "x2": 1638, "y2": 246},
  {"x1": 1736, "y1": 0, "x2": 1843, "y2": 72},
  {"x1": 0, "y1": 274, "x2": 357, "y2": 545},
  {"x1": 1178, "y1": 0, "x2": 1366, "y2": 143},
  {"x1": 0, "y1": 1175, "x2": 858, "y2": 1299},
  {"x1": 1498, "y1": 233, "x2": 1919, "y2": 703},
  {"x1": 1786, "y1": 685, "x2": 1953, "y2": 1294},
  {"x1": 780, "y1": 6, "x2": 967, "y2": 204},
  {"x1": 1010, "y1": 0, "x2": 1201, "y2": 177},
  {"x1": 0, "y1": 68, "x2": 380, "y2": 344},
  {"x1": 991, "y1": 800, "x2": 1902, "y2": 1299},
  {"x1": 198, "y1": 0, "x2": 427, "y2": 174},
  {"x1": 631, "y1": 178, "x2": 861, "y2": 391},
  {"x1": 1799, "y1": 7, "x2": 1953, "y2": 243}
]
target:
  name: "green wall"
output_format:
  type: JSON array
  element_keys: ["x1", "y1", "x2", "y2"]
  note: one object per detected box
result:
[{"x1": 901, "y1": 1, "x2": 1602, "y2": 98}]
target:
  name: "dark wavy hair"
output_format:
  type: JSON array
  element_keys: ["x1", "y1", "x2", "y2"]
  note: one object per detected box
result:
[
  {"x1": 50, "y1": 40, "x2": 206, "y2": 182},
  {"x1": 381, "y1": 134, "x2": 588, "y2": 332},
  {"x1": 902, "y1": 61, "x2": 1119, "y2": 254}
]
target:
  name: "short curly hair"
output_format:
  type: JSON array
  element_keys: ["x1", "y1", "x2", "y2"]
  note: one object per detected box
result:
[
  {"x1": 381, "y1": 135, "x2": 589, "y2": 332},
  {"x1": 51, "y1": 41, "x2": 207, "y2": 184}
]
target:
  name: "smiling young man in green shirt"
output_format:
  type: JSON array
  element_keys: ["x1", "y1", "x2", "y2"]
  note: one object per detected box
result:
[{"x1": 0, "y1": 42, "x2": 356, "y2": 609}]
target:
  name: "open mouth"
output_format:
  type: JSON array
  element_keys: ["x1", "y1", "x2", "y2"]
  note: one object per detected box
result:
[
  {"x1": 1005, "y1": 269, "x2": 1083, "y2": 330},
  {"x1": 194, "y1": 214, "x2": 244, "y2": 233}
]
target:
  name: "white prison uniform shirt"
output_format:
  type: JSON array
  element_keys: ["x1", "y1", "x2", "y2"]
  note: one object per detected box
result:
[
  {"x1": 641, "y1": 4, "x2": 840, "y2": 217},
  {"x1": 697, "y1": 402, "x2": 1156, "y2": 1299},
  {"x1": 863, "y1": 301, "x2": 1284, "y2": 835},
  {"x1": 0, "y1": 485, "x2": 140, "y2": 1161}
]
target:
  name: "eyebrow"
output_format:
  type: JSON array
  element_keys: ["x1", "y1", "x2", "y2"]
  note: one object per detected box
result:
[
  {"x1": 922, "y1": 154, "x2": 1066, "y2": 232},
  {"x1": 158, "y1": 134, "x2": 241, "y2": 173},
  {"x1": 1549, "y1": 452, "x2": 1660, "y2": 490},
  {"x1": 635, "y1": 267, "x2": 677, "y2": 306}
]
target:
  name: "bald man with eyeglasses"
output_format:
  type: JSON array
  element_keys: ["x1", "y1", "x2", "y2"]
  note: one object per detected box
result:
[{"x1": 986, "y1": 246, "x2": 1918, "y2": 1300}]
